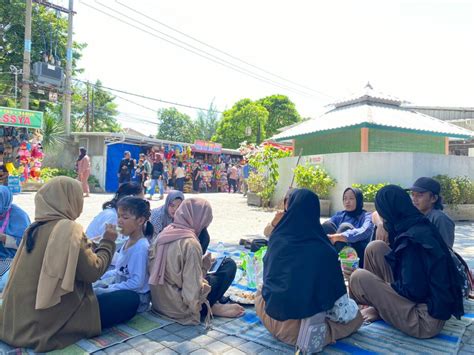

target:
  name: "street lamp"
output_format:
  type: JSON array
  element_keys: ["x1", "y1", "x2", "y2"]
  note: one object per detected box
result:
[{"x1": 9, "y1": 65, "x2": 23, "y2": 106}]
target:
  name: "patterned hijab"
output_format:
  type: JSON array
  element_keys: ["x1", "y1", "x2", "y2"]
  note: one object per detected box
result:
[{"x1": 150, "y1": 190, "x2": 185, "y2": 239}]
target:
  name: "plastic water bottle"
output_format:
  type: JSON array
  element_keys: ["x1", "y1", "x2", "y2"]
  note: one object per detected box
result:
[
  {"x1": 245, "y1": 255, "x2": 257, "y2": 289},
  {"x1": 215, "y1": 241, "x2": 225, "y2": 257}
]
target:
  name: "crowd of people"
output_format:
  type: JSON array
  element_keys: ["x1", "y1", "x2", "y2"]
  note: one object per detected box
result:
[
  {"x1": 110, "y1": 150, "x2": 250, "y2": 198},
  {"x1": 0, "y1": 173, "x2": 468, "y2": 352}
]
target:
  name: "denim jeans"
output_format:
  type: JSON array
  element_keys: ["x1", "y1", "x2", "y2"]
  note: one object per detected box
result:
[{"x1": 149, "y1": 178, "x2": 164, "y2": 197}]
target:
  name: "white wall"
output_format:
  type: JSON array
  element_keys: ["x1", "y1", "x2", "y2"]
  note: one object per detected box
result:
[{"x1": 273, "y1": 152, "x2": 474, "y2": 213}]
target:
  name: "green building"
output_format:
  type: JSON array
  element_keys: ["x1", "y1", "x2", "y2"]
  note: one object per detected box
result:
[{"x1": 272, "y1": 84, "x2": 473, "y2": 156}]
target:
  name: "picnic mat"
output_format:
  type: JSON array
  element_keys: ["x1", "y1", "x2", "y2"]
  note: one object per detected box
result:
[
  {"x1": 211, "y1": 300, "x2": 474, "y2": 354},
  {"x1": 0, "y1": 311, "x2": 173, "y2": 354}
]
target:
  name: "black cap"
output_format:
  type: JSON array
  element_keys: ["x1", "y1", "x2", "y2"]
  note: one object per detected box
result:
[{"x1": 409, "y1": 177, "x2": 441, "y2": 195}]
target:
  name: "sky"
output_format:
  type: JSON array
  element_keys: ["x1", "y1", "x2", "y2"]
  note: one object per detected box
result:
[{"x1": 58, "y1": 0, "x2": 474, "y2": 133}]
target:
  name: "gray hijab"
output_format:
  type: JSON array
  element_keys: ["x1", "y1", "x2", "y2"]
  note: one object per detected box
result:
[{"x1": 150, "y1": 190, "x2": 185, "y2": 238}]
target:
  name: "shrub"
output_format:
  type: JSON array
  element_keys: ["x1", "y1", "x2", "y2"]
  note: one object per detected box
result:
[
  {"x1": 248, "y1": 145, "x2": 291, "y2": 205},
  {"x1": 247, "y1": 172, "x2": 264, "y2": 193},
  {"x1": 433, "y1": 175, "x2": 474, "y2": 205},
  {"x1": 351, "y1": 183, "x2": 392, "y2": 202},
  {"x1": 293, "y1": 163, "x2": 336, "y2": 199},
  {"x1": 40, "y1": 167, "x2": 76, "y2": 182}
]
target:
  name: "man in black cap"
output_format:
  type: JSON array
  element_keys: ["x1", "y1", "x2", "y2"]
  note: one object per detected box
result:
[{"x1": 409, "y1": 177, "x2": 455, "y2": 248}]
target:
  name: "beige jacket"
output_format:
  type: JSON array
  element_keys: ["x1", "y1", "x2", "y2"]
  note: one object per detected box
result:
[
  {"x1": 0, "y1": 220, "x2": 115, "y2": 352},
  {"x1": 150, "y1": 237, "x2": 210, "y2": 325}
]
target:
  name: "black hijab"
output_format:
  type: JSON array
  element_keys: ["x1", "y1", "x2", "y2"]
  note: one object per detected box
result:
[
  {"x1": 343, "y1": 187, "x2": 365, "y2": 218},
  {"x1": 262, "y1": 189, "x2": 346, "y2": 321},
  {"x1": 374, "y1": 185, "x2": 425, "y2": 245},
  {"x1": 283, "y1": 188, "x2": 296, "y2": 212},
  {"x1": 77, "y1": 147, "x2": 87, "y2": 162},
  {"x1": 375, "y1": 185, "x2": 464, "y2": 320}
]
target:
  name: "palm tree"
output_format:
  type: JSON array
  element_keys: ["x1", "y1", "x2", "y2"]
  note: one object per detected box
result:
[{"x1": 41, "y1": 113, "x2": 67, "y2": 149}]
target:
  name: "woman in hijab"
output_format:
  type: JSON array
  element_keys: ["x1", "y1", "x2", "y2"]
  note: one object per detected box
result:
[
  {"x1": 0, "y1": 177, "x2": 139, "y2": 352},
  {"x1": 76, "y1": 147, "x2": 91, "y2": 197},
  {"x1": 150, "y1": 190, "x2": 185, "y2": 241},
  {"x1": 149, "y1": 198, "x2": 244, "y2": 325},
  {"x1": 263, "y1": 188, "x2": 295, "y2": 238},
  {"x1": 0, "y1": 186, "x2": 30, "y2": 291},
  {"x1": 256, "y1": 189, "x2": 362, "y2": 351},
  {"x1": 350, "y1": 185, "x2": 464, "y2": 339},
  {"x1": 322, "y1": 187, "x2": 374, "y2": 267}
]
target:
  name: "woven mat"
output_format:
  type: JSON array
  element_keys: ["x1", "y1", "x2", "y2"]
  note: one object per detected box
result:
[{"x1": 0, "y1": 311, "x2": 173, "y2": 354}]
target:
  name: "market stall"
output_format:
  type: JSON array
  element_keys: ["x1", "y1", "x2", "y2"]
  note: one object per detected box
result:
[{"x1": 0, "y1": 107, "x2": 44, "y2": 193}]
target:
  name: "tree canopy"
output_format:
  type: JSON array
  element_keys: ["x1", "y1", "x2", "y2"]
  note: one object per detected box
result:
[
  {"x1": 257, "y1": 94, "x2": 301, "y2": 137},
  {"x1": 212, "y1": 99, "x2": 268, "y2": 149},
  {"x1": 0, "y1": 1, "x2": 85, "y2": 109},
  {"x1": 157, "y1": 107, "x2": 196, "y2": 143},
  {"x1": 195, "y1": 101, "x2": 220, "y2": 141}
]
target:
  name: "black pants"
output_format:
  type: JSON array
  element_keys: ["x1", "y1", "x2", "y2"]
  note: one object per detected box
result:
[
  {"x1": 199, "y1": 228, "x2": 210, "y2": 254},
  {"x1": 97, "y1": 290, "x2": 140, "y2": 329},
  {"x1": 228, "y1": 179, "x2": 237, "y2": 193},
  {"x1": 193, "y1": 178, "x2": 201, "y2": 192},
  {"x1": 176, "y1": 177, "x2": 185, "y2": 192},
  {"x1": 322, "y1": 220, "x2": 369, "y2": 268},
  {"x1": 201, "y1": 258, "x2": 237, "y2": 317}
]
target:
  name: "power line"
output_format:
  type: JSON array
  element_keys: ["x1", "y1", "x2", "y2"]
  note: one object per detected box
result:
[
  {"x1": 73, "y1": 78, "x2": 222, "y2": 112},
  {"x1": 115, "y1": 0, "x2": 333, "y2": 99},
  {"x1": 93, "y1": 0, "x2": 315, "y2": 98},
  {"x1": 83, "y1": 1, "x2": 315, "y2": 99}
]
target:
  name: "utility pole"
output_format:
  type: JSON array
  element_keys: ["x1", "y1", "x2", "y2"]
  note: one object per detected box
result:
[
  {"x1": 21, "y1": 0, "x2": 33, "y2": 110},
  {"x1": 86, "y1": 81, "x2": 90, "y2": 132},
  {"x1": 9, "y1": 65, "x2": 22, "y2": 107},
  {"x1": 91, "y1": 85, "x2": 94, "y2": 131},
  {"x1": 62, "y1": 0, "x2": 74, "y2": 136}
]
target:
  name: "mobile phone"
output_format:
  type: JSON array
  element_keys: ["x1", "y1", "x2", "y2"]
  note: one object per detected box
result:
[{"x1": 208, "y1": 256, "x2": 226, "y2": 274}]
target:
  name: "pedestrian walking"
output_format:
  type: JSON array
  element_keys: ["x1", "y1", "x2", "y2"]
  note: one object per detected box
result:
[{"x1": 76, "y1": 147, "x2": 91, "y2": 197}]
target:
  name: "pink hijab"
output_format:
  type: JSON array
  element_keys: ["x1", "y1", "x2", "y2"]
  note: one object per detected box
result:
[{"x1": 149, "y1": 198, "x2": 213, "y2": 285}]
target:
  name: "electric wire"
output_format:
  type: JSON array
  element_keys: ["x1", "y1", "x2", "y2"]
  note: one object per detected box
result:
[
  {"x1": 82, "y1": 0, "x2": 315, "y2": 99},
  {"x1": 73, "y1": 78, "x2": 221, "y2": 112},
  {"x1": 115, "y1": 0, "x2": 333, "y2": 98}
]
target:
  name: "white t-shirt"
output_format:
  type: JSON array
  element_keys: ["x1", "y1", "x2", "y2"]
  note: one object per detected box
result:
[
  {"x1": 86, "y1": 208, "x2": 118, "y2": 239},
  {"x1": 175, "y1": 166, "x2": 185, "y2": 179},
  {"x1": 101, "y1": 237, "x2": 150, "y2": 295}
]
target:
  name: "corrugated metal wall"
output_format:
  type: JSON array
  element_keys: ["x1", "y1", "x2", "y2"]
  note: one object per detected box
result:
[
  {"x1": 369, "y1": 128, "x2": 445, "y2": 154},
  {"x1": 294, "y1": 128, "x2": 361, "y2": 155}
]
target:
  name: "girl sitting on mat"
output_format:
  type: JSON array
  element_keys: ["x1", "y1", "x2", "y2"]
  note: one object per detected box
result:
[
  {"x1": 322, "y1": 187, "x2": 374, "y2": 267},
  {"x1": 256, "y1": 189, "x2": 363, "y2": 353},
  {"x1": 149, "y1": 198, "x2": 244, "y2": 325},
  {"x1": 94, "y1": 197, "x2": 153, "y2": 313},
  {"x1": 0, "y1": 186, "x2": 30, "y2": 291}
]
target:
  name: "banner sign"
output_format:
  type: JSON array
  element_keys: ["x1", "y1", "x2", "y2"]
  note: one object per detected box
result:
[
  {"x1": 307, "y1": 155, "x2": 324, "y2": 165},
  {"x1": 193, "y1": 140, "x2": 222, "y2": 154},
  {"x1": 0, "y1": 107, "x2": 43, "y2": 129},
  {"x1": 7, "y1": 176, "x2": 21, "y2": 194}
]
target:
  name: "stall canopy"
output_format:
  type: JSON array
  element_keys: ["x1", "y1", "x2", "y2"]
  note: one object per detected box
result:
[
  {"x1": 0, "y1": 106, "x2": 43, "y2": 129},
  {"x1": 192, "y1": 140, "x2": 222, "y2": 154}
]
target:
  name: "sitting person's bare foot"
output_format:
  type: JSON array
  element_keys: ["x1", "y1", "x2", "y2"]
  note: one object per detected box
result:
[
  {"x1": 211, "y1": 303, "x2": 245, "y2": 318},
  {"x1": 361, "y1": 306, "x2": 381, "y2": 323}
]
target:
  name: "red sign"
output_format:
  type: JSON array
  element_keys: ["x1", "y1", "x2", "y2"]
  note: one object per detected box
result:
[{"x1": 193, "y1": 140, "x2": 222, "y2": 154}]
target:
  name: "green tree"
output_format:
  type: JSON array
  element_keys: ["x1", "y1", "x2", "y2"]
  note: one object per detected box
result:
[
  {"x1": 157, "y1": 107, "x2": 196, "y2": 143},
  {"x1": 0, "y1": 1, "x2": 85, "y2": 108},
  {"x1": 45, "y1": 81, "x2": 121, "y2": 133},
  {"x1": 195, "y1": 101, "x2": 220, "y2": 141},
  {"x1": 213, "y1": 99, "x2": 268, "y2": 148},
  {"x1": 74, "y1": 81, "x2": 121, "y2": 132},
  {"x1": 257, "y1": 94, "x2": 301, "y2": 137}
]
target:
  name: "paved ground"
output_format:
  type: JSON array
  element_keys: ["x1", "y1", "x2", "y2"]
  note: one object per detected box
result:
[{"x1": 10, "y1": 191, "x2": 474, "y2": 354}]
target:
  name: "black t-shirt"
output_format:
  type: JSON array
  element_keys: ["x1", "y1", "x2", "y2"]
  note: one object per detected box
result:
[
  {"x1": 151, "y1": 162, "x2": 164, "y2": 179},
  {"x1": 118, "y1": 158, "x2": 134, "y2": 176}
]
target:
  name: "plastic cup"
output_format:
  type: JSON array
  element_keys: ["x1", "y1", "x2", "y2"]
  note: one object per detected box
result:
[{"x1": 339, "y1": 257, "x2": 360, "y2": 272}]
